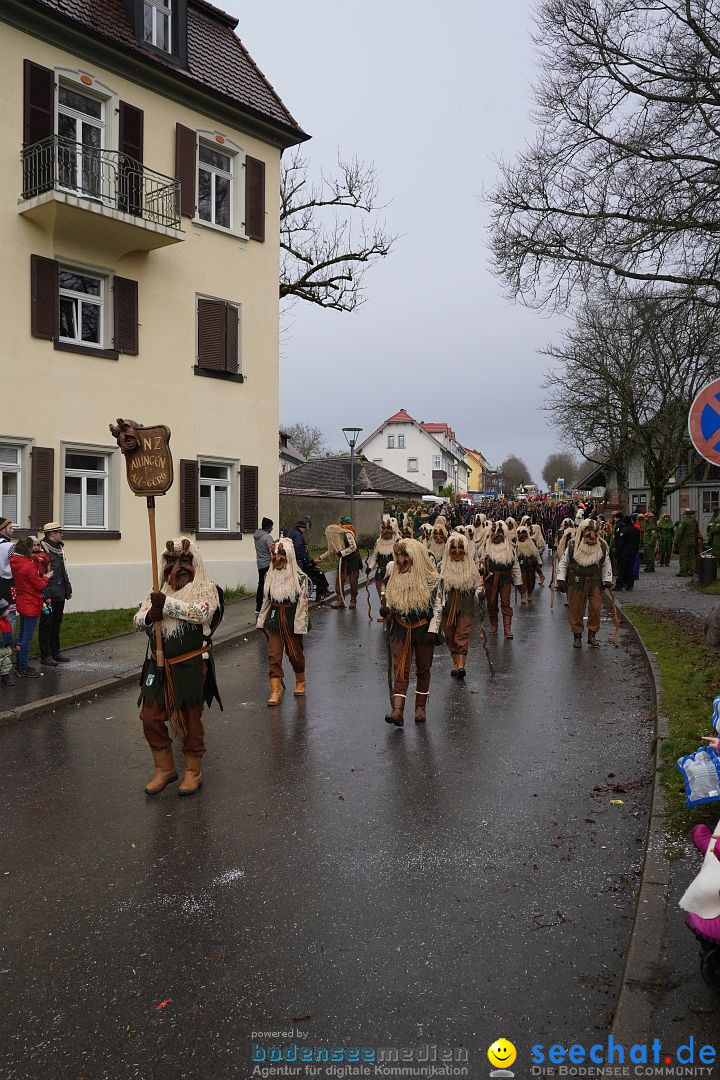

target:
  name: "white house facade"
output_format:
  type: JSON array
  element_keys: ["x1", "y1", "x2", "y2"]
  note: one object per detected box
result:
[{"x1": 358, "y1": 410, "x2": 470, "y2": 495}]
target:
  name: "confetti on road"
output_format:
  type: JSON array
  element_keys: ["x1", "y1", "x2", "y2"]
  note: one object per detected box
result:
[{"x1": 155, "y1": 999, "x2": 172, "y2": 1011}]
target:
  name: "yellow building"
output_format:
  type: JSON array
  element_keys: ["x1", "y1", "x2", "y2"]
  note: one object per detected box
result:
[
  {"x1": 1, "y1": 0, "x2": 307, "y2": 609},
  {"x1": 464, "y1": 447, "x2": 489, "y2": 494}
]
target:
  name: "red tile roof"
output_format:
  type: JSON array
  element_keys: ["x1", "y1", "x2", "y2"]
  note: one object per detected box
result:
[
  {"x1": 385, "y1": 409, "x2": 415, "y2": 423},
  {"x1": 28, "y1": 0, "x2": 307, "y2": 139},
  {"x1": 420, "y1": 422, "x2": 458, "y2": 442}
]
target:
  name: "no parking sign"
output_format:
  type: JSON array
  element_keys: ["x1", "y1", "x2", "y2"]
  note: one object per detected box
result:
[{"x1": 689, "y1": 380, "x2": 720, "y2": 466}]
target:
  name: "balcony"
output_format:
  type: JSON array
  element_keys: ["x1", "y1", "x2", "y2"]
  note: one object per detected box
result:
[{"x1": 19, "y1": 137, "x2": 185, "y2": 256}]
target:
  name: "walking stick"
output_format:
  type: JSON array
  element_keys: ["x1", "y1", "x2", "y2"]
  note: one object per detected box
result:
[
  {"x1": 550, "y1": 548, "x2": 557, "y2": 610},
  {"x1": 146, "y1": 496, "x2": 164, "y2": 669},
  {"x1": 606, "y1": 584, "x2": 621, "y2": 647},
  {"x1": 476, "y1": 595, "x2": 495, "y2": 677}
]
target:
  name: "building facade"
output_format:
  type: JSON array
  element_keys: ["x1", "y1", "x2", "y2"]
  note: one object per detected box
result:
[
  {"x1": 1, "y1": 0, "x2": 307, "y2": 609},
  {"x1": 464, "y1": 447, "x2": 489, "y2": 494},
  {"x1": 357, "y1": 410, "x2": 470, "y2": 495}
]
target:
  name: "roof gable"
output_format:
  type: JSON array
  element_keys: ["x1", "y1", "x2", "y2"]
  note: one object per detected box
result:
[{"x1": 279, "y1": 456, "x2": 430, "y2": 497}]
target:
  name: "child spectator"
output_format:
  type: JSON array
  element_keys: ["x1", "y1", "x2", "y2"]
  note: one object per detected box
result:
[{"x1": 0, "y1": 598, "x2": 14, "y2": 686}]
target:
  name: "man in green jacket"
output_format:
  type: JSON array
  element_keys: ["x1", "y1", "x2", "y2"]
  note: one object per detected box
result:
[
  {"x1": 657, "y1": 512, "x2": 675, "y2": 566},
  {"x1": 707, "y1": 506, "x2": 720, "y2": 560},
  {"x1": 676, "y1": 509, "x2": 700, "y2": 576},
  {"x1": 642, "y1": 513, "x2": 658, "y2": 572}
]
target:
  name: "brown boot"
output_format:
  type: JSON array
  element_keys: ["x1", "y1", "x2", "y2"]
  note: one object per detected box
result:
[
  {"x1": 178, "y1": 753, "x2": 203, "y2": 796},
  {"x1": 520, "y1": 592, "x2": 527, "y2": 606},
  {"x1": 267, "y1": 677, "x2": 283, "y2": 706},
  {"x1": 144, "y1": 747, "x2": 178, "y2": 796},
  {"x1": 587, "y1": 631, "x2": 600, "y2": 648},
  {"x1": 414, "y1": 693, "x2": 428, "y2": 724},
  {"x1": 488, "y1": 621, "x2": 498, "y2": 635},
  {"x1": 385, "y1": 694, "x2": 405, "y2": 727},
  {"x1": 294, "y1": 672, "x2": 306, "y2": 697},
  {"x1": 503, "y1": 615, "x2": 513, "y2": 640},
  {"x1": 573, "y1": 635, "x2": 582, "y2": 648}
]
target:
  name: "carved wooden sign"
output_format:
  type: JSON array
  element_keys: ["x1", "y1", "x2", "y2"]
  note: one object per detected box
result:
[{"x1": 109, "y1": 418, "x2": 174, "y2": 496}]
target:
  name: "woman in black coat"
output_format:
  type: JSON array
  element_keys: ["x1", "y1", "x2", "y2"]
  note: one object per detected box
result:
[{"x1": 615, "y1": 516, "x2": 640, "y2": 591}]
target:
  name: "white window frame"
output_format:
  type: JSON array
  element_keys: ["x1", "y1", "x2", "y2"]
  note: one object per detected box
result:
[
  {"x1": 56, "y1": 81, "x2": 107, "y2": 200},
  {"x1": 63, "y1": 447, "x2": 110, "y2": 530},
  {"x1": 199, "y1": 459, "x2": 233, "y2": 532},
  {"x1": 58, "y1": 266, "x2": 106, "y2": 349},
  {"x1": 0, "y1": 444, "x2": 22, "y2": 527},
  {"x1": 193, "y1": 132, "x2": 246, "y2": 239},
  {"x1": 144, "y1": 0, "x2": 172, "y2": 52},
  {"x1": 407, "y1": 457, "x2": 419, "y2": 473},
  {"x1": 387, "y1": 435, "x2": 395, "y2": 448},
  {"x1": 397, "y1": 434, "x2": 406, "y2": 449},
  {"x1": 432, "y1": 455, "x2": 442, "y2": 470}
]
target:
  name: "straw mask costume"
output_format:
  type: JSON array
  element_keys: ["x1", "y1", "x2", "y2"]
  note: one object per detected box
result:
[
  {"x1": 556, "y1": 519, "x2": 613, "y2": 648},
  {"x1": 134, "y1": 538, "x2": 221, "y2": 796},
  {"x1": 516, "y1": 525, "x2": 543, "y2": 605},
  {"x1": 483, "y1": 520, "x2": 522, "y2": 639},
  {"x1": 256, "y1": 538, "x2": 310, "y2": 705},
  {"x1": 439, "y1": 532, "x2": 484, "y2": 679},
  {"x1": 367, "y1": 516, "x2": 400, "y2": 616}
]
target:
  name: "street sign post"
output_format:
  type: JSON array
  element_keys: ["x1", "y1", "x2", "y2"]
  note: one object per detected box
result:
[{"x1": 689, "y1": 380, "x2": 720, "y2": 466}]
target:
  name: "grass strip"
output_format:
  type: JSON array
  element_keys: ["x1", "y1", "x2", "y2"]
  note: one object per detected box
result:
[
  {"x1": 27, "y1": 584, "x2": 251, "y2": 657},
  {"x1": 624, "y1": 604, "x2": 720, "y2": 834}
]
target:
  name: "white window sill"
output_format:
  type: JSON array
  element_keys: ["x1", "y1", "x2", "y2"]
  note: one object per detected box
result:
[{"x1": 192, "y1": 217, "x2": 248, "y2": 242}]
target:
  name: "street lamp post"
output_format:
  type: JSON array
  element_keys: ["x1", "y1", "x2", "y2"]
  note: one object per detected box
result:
[
  {"x1": 342, "y1": 426, "x2": 363, "y2": 522},
  {"x1": 452, "y1": 462, "x2": 459, "y2": 494}
]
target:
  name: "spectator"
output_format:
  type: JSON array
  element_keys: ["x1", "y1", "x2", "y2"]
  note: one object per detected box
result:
[
  {"x1": 288, "y1": 521, "x2": 310, "y2": 568},
  {"x1": 0, "y1": 516, "x2": 15, "y2": 626},
  {"x1": 10, "y1": 536, "x2": 53, "y2": 678},
  {"x1": 0, "y1": 597, "x2": 14, "y2": 686},
  {"x1": 39, "y1": 522, "x2": 73, "y2": 666},
  {"x1": 253, "y1": 517, "x2": 274, "y2": 614},
  {"x1": 615, "y1": 515, "x2": 641, "y2": 591}
]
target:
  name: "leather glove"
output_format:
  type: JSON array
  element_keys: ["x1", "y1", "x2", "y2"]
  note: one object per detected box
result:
[
  {"x1": 556, "y1": 580, "x2": 567, "y2": 594},
  {"x1": 379, "y1": 605, "x2": 390, "y2": 620},
  {"x1": 146, "y1": 591, "x2": 166, "y2": 623}
]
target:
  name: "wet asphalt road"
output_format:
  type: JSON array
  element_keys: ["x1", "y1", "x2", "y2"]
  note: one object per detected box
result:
[{"x1": 1, "y1": 586, "x2": 654, "y2": 1079}]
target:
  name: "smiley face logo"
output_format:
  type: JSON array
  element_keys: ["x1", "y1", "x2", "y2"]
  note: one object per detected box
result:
[{"x1": 488, "y1": 1040, "x2": 516, "y2": 1070}]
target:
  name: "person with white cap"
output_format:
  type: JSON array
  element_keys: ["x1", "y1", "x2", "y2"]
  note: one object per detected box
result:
[{"x1": 39, "y1": 522, "x2": 72, "y2": 666}]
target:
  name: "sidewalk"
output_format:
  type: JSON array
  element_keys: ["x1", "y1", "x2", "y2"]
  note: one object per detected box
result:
[
  {"x1": 0, "y1": 595, "x2": 260, "y2": 726},
  {"x1": 614, "y1": 560, "x2": 716, "y2": 621}
]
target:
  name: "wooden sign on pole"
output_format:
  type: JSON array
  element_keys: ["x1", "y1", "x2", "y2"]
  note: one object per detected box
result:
[{"x1": 109, "y1": 418, "x2": 174, "y2": 668}]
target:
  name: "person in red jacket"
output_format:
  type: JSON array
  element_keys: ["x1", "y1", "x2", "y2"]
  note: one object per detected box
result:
[{"x1": 9, "y1": 537, "x2": 53, "y2": 678}]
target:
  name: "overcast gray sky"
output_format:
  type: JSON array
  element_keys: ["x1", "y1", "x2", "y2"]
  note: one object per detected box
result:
[{"x1": 229, "y1": 0, "x2": 565, "y2": 483}]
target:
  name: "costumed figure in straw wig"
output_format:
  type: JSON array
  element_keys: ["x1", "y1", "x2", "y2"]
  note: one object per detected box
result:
[
  {"x1": 439, "y1": 531, "x2": 484, "y2": 679},
  {"x1": 257, "y1": 537, "x2": 310, "y2": 705}
]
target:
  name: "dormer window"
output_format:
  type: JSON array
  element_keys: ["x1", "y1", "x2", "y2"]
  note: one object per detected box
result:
[{"x1": 144, "y1": 0, "x2": 172, "y2": 52}]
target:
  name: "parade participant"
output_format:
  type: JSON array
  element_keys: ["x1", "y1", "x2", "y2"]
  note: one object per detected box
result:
[
  {"x1": 657, "y1": 512, "x2": 675, "y2": 566},
  {"x1": 615, "y1": 515, "x2": 640, "y2": 590},
  {"x1": 367, "y1": 515, "x2": 400, "y2": 618},
  {"x1": 531, "y1": 521, "x2": 547, "y2": 563},
  {"x1": 516, "y1": 524, "x2": 543, "y2": 605},
  {"x1": 505, "y1": 517, "x2": 518, "y2": 545},
  {"x1": 427, "y1": 519, "x2": 449, "y2": 566},
  {"x1": 318, "y1": 518, "x2": 362, "y2": 608},
  {"x1": 642, "y1": 513, "x2": 658, "y2": 572},
  {"x1": 556, "y1": 518, "x2": 613, "y2": 648},
  {"x1": 380, "y1": 539, "x2": 443, "y2": 726},
  {"x1": 257, "y1": 537, "x2": 310, "y2": 706},
  {"x1": 676, "y1": 508, "x2": 700, "y2": 577},
  {"x1": 134, "y1": 538, "x2": 221, "y2": 797},
  {"x1": 707, "y1": 506, "x2": 720, "y2": 561},
  {"x1": 483, "y1": 520, "x2": 522, "y2": 639},
  {"x1": 439, "y1": 532, "x2": 484, "y2": 679}
]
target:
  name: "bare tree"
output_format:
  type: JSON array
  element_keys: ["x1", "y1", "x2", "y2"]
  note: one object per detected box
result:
[
  {"x1": 282, "y1": 422, "x2": 328, "y2": 460},
  {"x1": 280, "y1": 150, "x2": 396, "y2": 312},
  {"x1": 542, "y1": 451, "x2": 580, "y2": 490},
  {"x1": 500, "y1": 455, "x2": 534, "y2": 490},
  {"x1": 489, "y1": 0, "x2": 720, "y2": 309},
  {"x1": 543, "y1": 287, "x2": 720, "y2": 511}
]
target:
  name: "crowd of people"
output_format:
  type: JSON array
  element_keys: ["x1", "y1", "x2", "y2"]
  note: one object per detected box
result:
[{"x1": 0, "y1": 517, "x2": 73, "y2": 684}]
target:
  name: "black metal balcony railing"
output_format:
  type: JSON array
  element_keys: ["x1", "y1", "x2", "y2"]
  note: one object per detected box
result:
[{"x1": 21, "y1": 136, "x2": 181, "y2": 230}]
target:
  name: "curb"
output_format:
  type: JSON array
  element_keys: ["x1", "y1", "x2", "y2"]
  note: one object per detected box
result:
[
  {"x1": 609, "y1": 600, "x2": 669, "y2": 1043},
  {"x1": 0, "y1": 581, "x2": 360, "y2": 728}
]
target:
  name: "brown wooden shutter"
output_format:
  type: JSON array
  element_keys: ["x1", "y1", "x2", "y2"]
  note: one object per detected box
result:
[
  {"x1": 225, "y1": 304, "x2": 239, "y2": 373},
  {"x1": 175, "y1": 124, "x2": 196, "y2": 217},
  {"x1": 118, "y1": 101, "x2": 144, "y2": 216},
  {"x1": 30, "y1": 446, "x2": 54, "y2": 530},
  {"x1": 180, "y1": 459, "x2": 199, "y2": 532},
  {"x1": 197, "y1": 299, "x2": 225, "y2": 369},
  {"x1": 240, "y1": 465, "x2": 259, "y2": 533},
  {"x1": 23, "y1": 60, "x2": 54, "y2": 147},
  {"x1": 244, "y1": 157, "x2": 266, "y2": 242},
  {"x1": 113, "y1": 277, "x2": 139, "y2": 354},
  {"x1": 30, "y1": 255, "x2": 58, "y2": 340}
]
